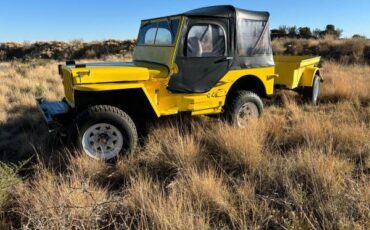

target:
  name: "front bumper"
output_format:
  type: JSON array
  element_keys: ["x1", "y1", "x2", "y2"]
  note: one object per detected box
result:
[{"x1": 36, "y1": 98, "x2": 71, "y2": 132}]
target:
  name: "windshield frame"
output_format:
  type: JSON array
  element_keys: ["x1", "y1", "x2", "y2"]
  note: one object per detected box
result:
[{"x1": 136, "y1": 16, "x2": 182, "y2": 47}]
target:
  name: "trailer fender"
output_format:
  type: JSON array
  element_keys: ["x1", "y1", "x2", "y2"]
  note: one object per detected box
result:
[{"x1": 300, "y1": 67, "x2": 323, "y2": 87}]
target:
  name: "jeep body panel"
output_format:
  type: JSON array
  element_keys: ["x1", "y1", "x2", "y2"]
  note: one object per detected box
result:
[
  {"x1": 63, "y1": 62, "x2": 169, "y2": 85},
  {"x1": 60, "y1": 61, "x2": 169, "y2": 107},
  {"x1": 69, "y1": 65, "x2": 275, "y2": 117},
  {"x1": 71, "y1": 65, "x2": 150, "y2": 84}
]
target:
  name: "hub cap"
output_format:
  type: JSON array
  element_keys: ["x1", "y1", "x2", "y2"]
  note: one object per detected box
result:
[
  {"x1": 312, "y1": 77, "x2": 320, "y2": 104},
  {"x1": 236, "y1": 102, "x2": 259, "y2": 128},
  {"x1": 82, "y1": 123, "x2": 124, "y2": 160}
]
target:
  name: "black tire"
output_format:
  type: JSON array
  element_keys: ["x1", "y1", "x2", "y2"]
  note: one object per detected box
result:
[
  {"x1": 302, "y1": 75, "x2": 321, "y2": 105},
  {"x1": 73, "y1": 105, "x2": 138, "y2": 161},
  {"x1": 226, "y1": 91, "x2": 264, "y2": 127}
]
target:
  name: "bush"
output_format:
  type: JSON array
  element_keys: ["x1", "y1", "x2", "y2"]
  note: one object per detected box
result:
[
  {"x1": 0, "y1": 40, "x2": 135, "y2": 61},
  {"x1": 272, "y1": 37, "x2": 370, "y2": 64},
  {"x1": 0, "y1": 161, "x2": 23, "y2": 209}
]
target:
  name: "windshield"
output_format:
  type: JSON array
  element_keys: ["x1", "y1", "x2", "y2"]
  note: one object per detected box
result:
[{"x1": 137, "y1": 19, "x2": 180, "y2": 46}]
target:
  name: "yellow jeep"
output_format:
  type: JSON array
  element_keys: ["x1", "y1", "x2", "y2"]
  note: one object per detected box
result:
[{"x1": 37, "y1": 5, "x2": 322, "y2": 160}]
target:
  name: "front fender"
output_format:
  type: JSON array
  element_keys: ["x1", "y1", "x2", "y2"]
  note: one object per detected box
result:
[{"x1": 73, "y1": 83, "x2": 160, "y2": 117}]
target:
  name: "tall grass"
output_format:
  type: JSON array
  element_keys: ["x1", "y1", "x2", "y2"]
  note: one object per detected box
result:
[
  {"x1": 0, "y1": 161, "x2": 24, "y2": 228},
  {"x1": 321, "y1": 62, "x2": 370, "y2": 102},
  {"x1": 0, "y1": 59, "x2": 369, "y2": 228}
]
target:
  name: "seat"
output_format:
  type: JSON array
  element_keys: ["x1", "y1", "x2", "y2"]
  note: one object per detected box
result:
[{"x1": 187, "y1": 37, "x2": 203, "y2": 57}]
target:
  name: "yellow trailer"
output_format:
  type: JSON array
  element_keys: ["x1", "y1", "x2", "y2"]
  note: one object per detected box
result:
[
  {"x1": 274, "y1": 56, "x2": 322, "y2": 104},
  {"x1": 274, "y1": 56, "x2": 322, "y2": 89}
]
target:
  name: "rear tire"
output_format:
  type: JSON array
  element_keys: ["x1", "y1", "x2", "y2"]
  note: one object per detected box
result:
[
  {"x1": 225, "y1": 91, "x2": 264, "y2": 128},
  {"x1": 302, "y1": 75, "x2": 321, "y2": 105},
  {"x1": 73, "y1": 105, "x2": 138, "y2": 161}
]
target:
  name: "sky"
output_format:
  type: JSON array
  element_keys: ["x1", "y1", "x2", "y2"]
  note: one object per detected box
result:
[{"x1": 0, "y1": 0, "x2": 369, "y2": 42}]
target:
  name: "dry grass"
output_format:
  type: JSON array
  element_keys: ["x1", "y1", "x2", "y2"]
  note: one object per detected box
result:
[
  {"x1": 14, "y1": 164, "x2": 116, "y2": 229},
  {"x1": 321, "y1": 62, "x2": 370, "y2": 102},
  {"x1": 0, "y1": 59, "x2": 369, "y2": 229},
  {"x1": 0, "y1": 60, "x2": 64, "y2": 161}
]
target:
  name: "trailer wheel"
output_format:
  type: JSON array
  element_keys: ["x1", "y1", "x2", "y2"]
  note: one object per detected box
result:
[
  {"x1": 302, "y1": 75, "x2": 321, "y2": 105},
  {"x1": 227, "y1": 91, "x2": 264, "y2": 128},
  {"x1": 73, "y1": 105, "x2": 138, "y2": 161}
]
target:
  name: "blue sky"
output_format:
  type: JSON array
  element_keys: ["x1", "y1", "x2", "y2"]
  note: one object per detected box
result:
[{"x1": 0, "y1": 0, "x2": 369, "y2": 42}]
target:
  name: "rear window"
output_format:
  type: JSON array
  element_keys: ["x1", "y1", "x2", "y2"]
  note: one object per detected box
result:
[
  {"x1": 237, "y1": 20, "x2": 272, "y2": 57},
  {"x1": 137, "y1": 19, "x2": 179, "y2": 45}
]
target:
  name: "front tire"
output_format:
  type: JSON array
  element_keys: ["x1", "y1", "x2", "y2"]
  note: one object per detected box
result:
[
  {"x1": 74, "y1": 105, "x2": 138, "y2": 161},
  {"x1": 226, "y1": 91, "x2": 264, "y2": 128}
]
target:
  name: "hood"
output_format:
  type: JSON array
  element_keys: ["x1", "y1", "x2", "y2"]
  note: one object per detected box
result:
[{"x1": 66, "y1": 61, "x2": 168, "y2": 84}]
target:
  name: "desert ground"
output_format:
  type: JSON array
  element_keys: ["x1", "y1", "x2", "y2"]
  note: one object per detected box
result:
[{"x1": 0, "y1": 43, "x2": 369, "y2": 228}]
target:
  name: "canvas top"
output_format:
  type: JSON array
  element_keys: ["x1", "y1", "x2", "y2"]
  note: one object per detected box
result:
[
  {"x1": 184, "y1": 5, "x2": 269, "y2": 21},
  {"x1": 143, "y1": 5, "x2": 270, "y2": 22}
]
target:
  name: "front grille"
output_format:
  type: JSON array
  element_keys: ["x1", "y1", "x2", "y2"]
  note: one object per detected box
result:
[{"x1": 62, "y1": 68, "x2": 74, "y2": 105}]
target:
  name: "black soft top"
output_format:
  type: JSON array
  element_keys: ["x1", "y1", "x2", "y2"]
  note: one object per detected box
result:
[
  {"x1": 182, "y1": 5, "x2": 274, "y2": 70},
  {"x1": 143, "y1": 5, "x2": 269, "y2": 22},
  {"x1": 184, "y1": 5, "x2": 269, "y2": 21},
  {"x1": 149, "y1": 5, "x2": 275, "y2": 93}
]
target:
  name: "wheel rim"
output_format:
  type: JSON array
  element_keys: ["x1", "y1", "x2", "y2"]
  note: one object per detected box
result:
[
  {"x1": 81, "y1": 123, "x2": 124, "y2": 160},
  {"x1": 312, "y1": 77, "x2": 320, "y2": 104},
  {"x1": 236, "y1": 102, "x2": 259, "y2": 128}
]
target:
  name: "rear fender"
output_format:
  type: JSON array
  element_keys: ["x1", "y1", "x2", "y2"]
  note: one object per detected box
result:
[{"x1": 300, "y1": 67, "x2": 323, "y2": 87}]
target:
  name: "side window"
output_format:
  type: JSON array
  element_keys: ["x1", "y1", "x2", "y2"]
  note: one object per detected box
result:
[
  {"x1": 186, "y1": 24, "x2": 226, "y2": 57},
  {"x1": 138, "y1": 23, "x2": 158, "y2": 45}
]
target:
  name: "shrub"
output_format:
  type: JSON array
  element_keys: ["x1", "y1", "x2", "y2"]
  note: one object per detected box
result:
[
  {"x1": 0, "y1": 40, "x2": 135, "y2": 61},
  {"x1": 0, "y1": 162, "x2": 22, "y2": 210},
  {"x1": 272, "y1": 37, "x2": 370, "y2": 64}
]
